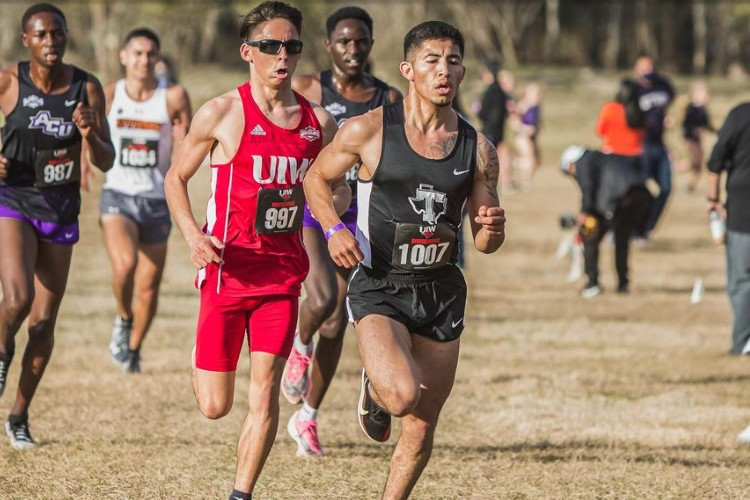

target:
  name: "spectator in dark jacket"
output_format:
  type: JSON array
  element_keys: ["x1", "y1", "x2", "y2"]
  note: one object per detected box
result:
[
  {"x1": 634, "y1": 54, "x2": 675, "y2": 238},
  {"x1": 706, "y1": 102, "x2": 750, "y2": 356},
  {"x1": 560, "y1": 146, "x2": 651, "y2": 298}
]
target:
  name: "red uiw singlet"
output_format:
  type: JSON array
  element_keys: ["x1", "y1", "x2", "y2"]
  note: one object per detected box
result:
[{"x1": 197, "y1": 82, "x2": 323, "y2": 297}]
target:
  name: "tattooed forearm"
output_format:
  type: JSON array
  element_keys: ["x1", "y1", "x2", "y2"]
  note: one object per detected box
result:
[
  {"x1": 477, "y1": 135, "x2": 500, "y2": 202},
  {"x1": 427, "y1": 133, "x2": 458, "y2": 159}
]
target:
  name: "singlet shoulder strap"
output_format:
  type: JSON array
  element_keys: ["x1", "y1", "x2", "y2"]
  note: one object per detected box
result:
[
  {"x1": 319, "y1": 70, "x2": 333, "y2": 90},
  {"x1": 17, "y1": 61, "x2": 31, "y2": 87}
]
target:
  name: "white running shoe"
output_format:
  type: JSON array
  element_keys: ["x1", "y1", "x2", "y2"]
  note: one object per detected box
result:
[
  {"x1": 287, "y1": 410, "x2": 324, "y2": 457},
  {"x1": 738, "y1": 424, "x2": 750, "y2": 443}
]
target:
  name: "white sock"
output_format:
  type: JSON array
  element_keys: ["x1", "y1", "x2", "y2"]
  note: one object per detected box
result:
[
  {"x1": 299, "y1": 402, "x2": 318, "y2": 421},
  {"x1": 294, "y1": 332, "x2": 312, "y2": 355}
]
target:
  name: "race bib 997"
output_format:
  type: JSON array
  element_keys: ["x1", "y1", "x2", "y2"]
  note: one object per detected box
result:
[
  {"x1": 391, "y1": 222, "x2": 456, "y2": 271},
  {"x1": 254, "y1": 186, "x2": 305, "y2": 234},
  {"x1": 33, "y1": 144, "x2": 81, "y2": 187}
]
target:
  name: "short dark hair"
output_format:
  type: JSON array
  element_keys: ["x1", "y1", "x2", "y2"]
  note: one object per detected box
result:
[
  {"x1": 239, "y1": 1, "x2": 303, "y2": 40},
  {"x1": 22, "y1": 3, "x2": 66, "y2": 32},
  {"x1": 325, "y1": 6, "x2": 373, "y2": 38},
  {"x1": 403, "y1": 21, "x2": 464, "y2": 60},
  {"x1": 124, "y1": 28, "x2": 160, "y2": 51}
]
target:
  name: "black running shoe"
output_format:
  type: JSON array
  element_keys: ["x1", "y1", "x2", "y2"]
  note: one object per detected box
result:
[
  {"x1": 357, "y1": 369, "x2": 391, "y2": 442},
  {"x1": 0, "y1": 352, "x2": 12, "y2": 398},
  {"x1": 122, "y1": 349, "x2": 141, "y2": 374},
  {"x1": 5, "y1": 417, "x2": 36, "y2": 450}
]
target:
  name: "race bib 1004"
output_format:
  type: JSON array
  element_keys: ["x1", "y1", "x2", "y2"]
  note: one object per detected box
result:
[
  {"x1": 33, "y1": 143, "x2": 81, "y2": 187},
  {"x1": 391, "y1": 222, "x2": 456, "y2": 271},
  {"x1": 254, "y1": 186, "x2": 305, "y2": 234},
  {"x1": 120, "y1": 138, "x2": 159, "y2": 168}
]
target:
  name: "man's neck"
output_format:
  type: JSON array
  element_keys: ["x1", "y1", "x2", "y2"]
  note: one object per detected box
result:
[
  {"x1": 403, "y1": 91, "x2": 456, "y2": 133},
  {"x1": 124, "y1": 75, "x2": 158, "y2": 101},
  {"x1": 249, "y1": 78, "x2": 297, "y2": 115},
  {"x1": 330, "y1": 66, "x2": 368, "y2": 92},
  {"x1": 29, "y1": 61, "x2": 67, "y2": 93}
]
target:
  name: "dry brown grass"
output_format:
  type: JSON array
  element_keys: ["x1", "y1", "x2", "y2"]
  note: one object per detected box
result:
[{"x1": 2, "y1": 67, "x2": 750, "y2": 499}]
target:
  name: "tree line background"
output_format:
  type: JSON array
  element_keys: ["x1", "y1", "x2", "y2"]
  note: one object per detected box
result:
[{"x1": 0, "y1": 0, "x2": 747, "y2": 84}]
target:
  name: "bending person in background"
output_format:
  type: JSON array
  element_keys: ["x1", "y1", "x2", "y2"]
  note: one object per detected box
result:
[
  {"x1": 102, "y1": 28, "x2": 191, "y2": 373},
  {"x1": 560, "y1": 146, "x2": 650, "y2": 298},
  {"x1": 283, "y1": 5, "x2": 400, "y2": 457},
  {"x1": 0, "y1": 3, "x2": 114, "y2": 449}
]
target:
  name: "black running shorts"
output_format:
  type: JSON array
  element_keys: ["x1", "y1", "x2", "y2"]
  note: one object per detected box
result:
[{"x1": 346, "y1": 264, "x2": 467, "y2": 342}]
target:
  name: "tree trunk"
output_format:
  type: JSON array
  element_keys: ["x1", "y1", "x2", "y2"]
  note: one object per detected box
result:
[
  {"x1": 544, "y1": 0, "x2": 560, "y2": 61},
  {"x1": 635, "y1": 0, "x2": 657, "y2": 56},
  {"x1": 88, "y1": 2, "x2": 126, "y2": 83},
  {"x1": 692, "y1": 0, "x2": 707, "y2": 73},
  {"x1": 603, "y1": 2, "x2": 623, "y2": 69}
]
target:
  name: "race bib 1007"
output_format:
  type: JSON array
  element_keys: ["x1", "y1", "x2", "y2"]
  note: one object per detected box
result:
[
  {"x1": 33, "y1": 143, "x2": 81, "y2": 187},
  {"x1": 254, "y1": 186, "x2": 305, "y2": 234},
  {"x1": 391, "y1": 222, "x2": 456, "y2": 271}
]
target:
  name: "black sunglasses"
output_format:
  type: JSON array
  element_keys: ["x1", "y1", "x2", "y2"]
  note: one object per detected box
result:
[{"x1": 244, "y1": 39, "x2": 304, "y2": 55}]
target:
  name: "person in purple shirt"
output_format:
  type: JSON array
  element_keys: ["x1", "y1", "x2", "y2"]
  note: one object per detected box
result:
[{"x1": 512, "y1": 83, "x2": 541, "y2": 190}]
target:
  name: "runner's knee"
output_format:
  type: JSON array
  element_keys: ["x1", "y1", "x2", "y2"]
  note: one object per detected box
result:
[
  {"x1": 318, "y1": 312, "x2": 347, "y2": 339},
  {"x1": 1, "y1": 289, "x2": 34, "y2": 322},
  {"x1": 112, "y1": 257, "x2": 136, "y2": 284},
  {"x1": 305, "y1": 287, "x2": 337, "y2": 322},
  {"x1": 197, "y1": 394, "x2": 232, "y2": 420},
  {"x1": 385, "y1": 381, "x2": 421, "y2": 417}
]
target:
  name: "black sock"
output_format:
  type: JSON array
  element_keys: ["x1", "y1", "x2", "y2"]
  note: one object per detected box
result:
[
  {"x1": 0, "y1": 350, "x2": 14, "y2": 361},
  {"x1": 8, "y1": 413, "x2": 27, "y2": 426},
  {"x1": 229, "y1": 489, "x2": 251, "y2": 500}
]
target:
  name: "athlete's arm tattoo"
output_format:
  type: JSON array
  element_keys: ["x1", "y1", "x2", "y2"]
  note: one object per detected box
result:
[
  {"x1": 476, "y1": 136, "x2": 499, "y2": 203},
  {"x1": 427, "y1": 132, "x2": 458, "y2": 159}
]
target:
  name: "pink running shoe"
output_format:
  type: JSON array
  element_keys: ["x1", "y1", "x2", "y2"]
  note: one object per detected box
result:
[
  {"x1": 281, "y1": 344, "x2": 311, "y2": 404},
  {"x1": 287, "y1": 410, "x2": 324, "y2": 457}
]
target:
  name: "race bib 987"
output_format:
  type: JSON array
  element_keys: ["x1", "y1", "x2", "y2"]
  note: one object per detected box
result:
[{"x1": 33, "y1": 144, "x2": 81, "y2": 187}]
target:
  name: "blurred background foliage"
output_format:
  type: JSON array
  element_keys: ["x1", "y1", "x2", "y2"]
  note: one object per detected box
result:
[{"x1": 1, "y1": 1, "x2": 749, "y2": 88}]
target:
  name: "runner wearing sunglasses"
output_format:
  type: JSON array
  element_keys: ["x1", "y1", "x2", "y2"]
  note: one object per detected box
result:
[{"x1": 164, "y1": 2, "x2": 343, "y2": 498}]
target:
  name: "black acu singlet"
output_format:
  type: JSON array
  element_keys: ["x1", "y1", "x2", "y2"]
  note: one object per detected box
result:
[
  {"x1": 356, "y1": 101, "x2": 476, "y2": 274},
  {"x1": 320, "y1": 69, "x2": 389, "y2": 190},
  {"x1": 0, "y1": 61, "x2": 87, "y2": 223}
]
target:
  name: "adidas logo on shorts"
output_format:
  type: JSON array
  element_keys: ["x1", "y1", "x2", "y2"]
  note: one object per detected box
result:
[{"x1": 250, "y1": 124, "x2": 266, "y2": 136}]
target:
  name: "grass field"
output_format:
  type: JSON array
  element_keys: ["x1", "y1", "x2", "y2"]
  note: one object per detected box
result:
[{"x1": 2, "y1": 67, "x2": 750, "y2": 499}]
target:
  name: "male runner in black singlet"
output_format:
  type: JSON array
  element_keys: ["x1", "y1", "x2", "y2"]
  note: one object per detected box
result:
[
  {"x1": 282, "y1": 6, "x2": 401, "y2": 457},
  {"x1": 0, "y1": 3, "x2": 114, "y2": 449},
  {"x1": 305, "y1": 21, "x2": 505, "y2": 497}
]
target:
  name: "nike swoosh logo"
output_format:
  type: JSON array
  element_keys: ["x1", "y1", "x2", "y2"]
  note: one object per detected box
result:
[
  {"x1": 65, "y1": 99, "x2": 76, "y2": 107},
  {"x1": 64, "y1": 232, "x2": 75, "y2": 239},
  {"x1": 453, "y1": 168, "x2": 470, "y2": 175},
  {"x1": 452, "y1": 318, "x2": 464, "y2": 328}
]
